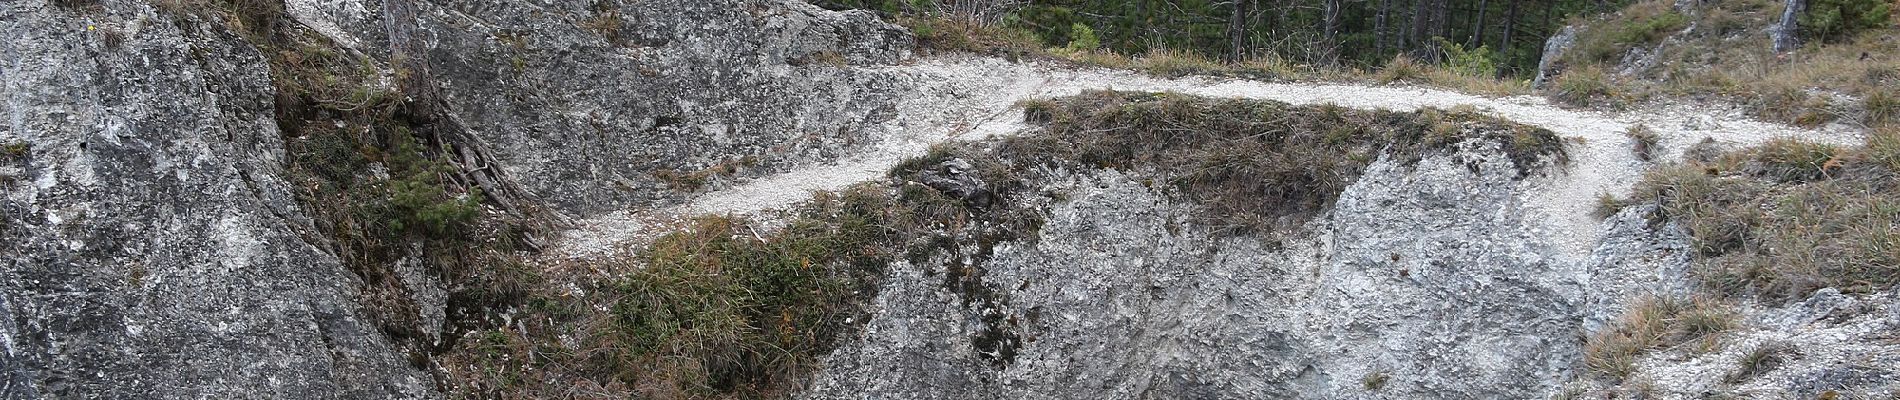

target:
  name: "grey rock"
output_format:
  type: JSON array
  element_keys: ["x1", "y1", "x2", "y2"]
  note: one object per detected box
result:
[
  {"x1": 807, "y1": 140, "x2": 1674, "y2": 399},
  {"x1": 1533, "y1": 26, "x2": 1577, "y2": 89},
  {"x1": 1773, "y1": 0, "x2": 1806, "y2": 53},
  {"x1": 918, "y1": 158, "x2": 993, "y2": 208},
  {"x1": 3, "y1": 0, "x2": 922, "y2": 397},
  {"x1": 290, "y1": 0, "x2": 916, "y2": 217},
  {"x1": 1774, "y1": 287, "x2": 1853, "y2": 330},
  {"x1": 1, "y1": 1, "x2": 432, "y2": 398}
]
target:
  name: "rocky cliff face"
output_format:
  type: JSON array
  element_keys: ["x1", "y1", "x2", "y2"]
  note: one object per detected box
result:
[
  {"x1": 1, "y1": 0, "x2": 913, "y2": 397},
  {"x1": 5, "y1": 0, "x2": 1896, "y2": 398},
  {"x1": 803, "y1": 140, "x2": 1655, "y2": 399},
  {"x1": 0, "y1": 2, "x2": 432, "y2": 397},
  {"x1": 803, "y1": 135, "x2": 1900, "y2": 399},
  {"x1": 286, "y1": 0, "x2": 914, "y2": 216}
]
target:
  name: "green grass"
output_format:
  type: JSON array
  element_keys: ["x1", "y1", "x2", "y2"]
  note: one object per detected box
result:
[
  {"x1": 592, "y1": 203, "x2": 890, "y2": 397},
  {"x1": 1, "y1": 142, "x2": 27, "y2": 161},
  {"x1": 1567, "y1": 0, "x2": 1690, "y2": 65},
  {"x1": 523, "y1": 142, "x2": 1044, "y2": 399}
]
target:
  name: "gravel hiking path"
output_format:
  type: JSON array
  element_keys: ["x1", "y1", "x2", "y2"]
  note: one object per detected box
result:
[{"x1": 554, "y1": 55, "x2": 1865, "y2": 261}]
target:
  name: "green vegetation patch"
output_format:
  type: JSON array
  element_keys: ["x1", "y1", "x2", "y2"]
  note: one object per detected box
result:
[
  {"x1": 160, "y1": 0, "x2": 546, "y2": 366},
  {"x1": 1800, "y1": 0, "x2": 1894, "y2": 42},
  {"x1": 1567, "y1": 0, "x2": 1689, "y2": 65},
  {"x1": 452, "y1": 142, "x2": 1042, "y2": 398},
  {"x1": 590, "y1": 202, "x2": 889, "y2": 397},
  {"x1": 1006, "y1": 90, "x2": 1568, "y2": 233}
]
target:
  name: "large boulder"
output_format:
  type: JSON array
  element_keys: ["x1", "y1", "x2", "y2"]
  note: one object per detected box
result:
[
  {"x1": 285, "y1": 0, "x2": 916, "y2": 216},
  {"x1": 1532, "y1": 25, "x2": 1578, "y2": 89},
  {"x1": 0, "y1": 1, "x2": 433, "y2": 398},
  {"x1": 0, "y1": 0, "x2": 917, "y2": 398}
]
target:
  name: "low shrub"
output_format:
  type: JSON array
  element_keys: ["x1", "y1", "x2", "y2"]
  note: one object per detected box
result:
[
  {"x1": 1800, "y1": 0, "x2": 1894, "y2": 42},
  {"x1": 1065, "y1": 22, "x2": 1100, "y2": 53},
  {"x1": 899, "y1": 16, "x2": 1043, "y2": 58},
  {"x1": 591, "y1": 201, "x2": 890, "y2": 397},
  {"x1": 1569, "y1": 0, "x2": 1689, "y2": 64}
]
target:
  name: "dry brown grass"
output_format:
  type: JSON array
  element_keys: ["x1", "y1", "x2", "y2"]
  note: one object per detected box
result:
[
  {"x1": 1005, "y1": 90, "x2": 1566, "y2": 234},
  {"x1": 1616, "y1": 131, "x2": 1900, "y2": 300},
  {"x1": 1552, "y1": 65, "x2": 1621, "y2": 107},
  {"x1": 1585, "y1": 295, "x2": 1740, "y2": 378},
  {"x1": 1559, "y1": 0, "x2": 1900, "y2": 124},
  {"x1": 1626, "y1": 124, "x2": 1661, "y2": 162}
]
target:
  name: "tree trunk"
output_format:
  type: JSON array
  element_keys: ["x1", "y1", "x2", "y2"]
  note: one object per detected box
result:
[
  {"x1": 1410, "y1": 0, "x2": 1430, "y2": 53},
  {"x1": 1500, "y1": 0, "x2": 1519, "y2": 51},
  {"x1": 1324, "y1": 0, "x2": 1343, "y2": 42},
  {"x1": 1229, "y1": 0, "x2": 1254, "y2": 61},
  {"x1": 1376, "y1": 0, "x2": 1392, "y2": 57},
  {"x1": 1470, "y1": 0, "x2": 1490, "y2": 48},
  {"x1": 1773, "y1": 0, "x2": 1805, "y2": 53}
]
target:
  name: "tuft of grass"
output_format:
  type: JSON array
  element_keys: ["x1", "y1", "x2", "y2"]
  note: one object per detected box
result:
[
  {"x1": 577, "y1": 9, "x2": 623, "y2": 44},
  {"x1": 1584, "y1": 295, "x2": 1740, "y2": 379},
  {"x1": 1362, "y1": 370, "x2": 1390, "y2": 391},
  {"x1": 1724, "y1": 341, "x2": 1791, "y2": 384},
  {"x1": 1002, "y1": 90, "x2": 1565, "y2": 234},
  {"x1": 1134, "y1": 47, "x2": 1227, "y2": 77},
  {"x1": 1377, "y1": 55, "x2": 1428, "y2": 84},
  {"x1": 1, "y1": 142, "x2": 27, "y2": 161},
  {"x1": 51, "y1": 0, "x2": 101, "y2": 10},
  {"x1": 1595, "y1": 192, "x2": 1634, "y2": 218},
  {"x1": 1744, "y1": 139, "x2": 1843, "y2": 183},
  {"x1": 1626, "y1": 124, "x2": 1661, "y2": 162},
  {"x1": 898, "y1": 16, "x2": 1043, "y2": 59},
  {"x1": 653, "y1": 156, "x2": 762, "y2": 193},
  {"x1": 1552, "y1": 65, "x2": 1616, "y2": 107},
  {"x1": 1862, "y1": 90, "x2": 1898, "y2": 126}
]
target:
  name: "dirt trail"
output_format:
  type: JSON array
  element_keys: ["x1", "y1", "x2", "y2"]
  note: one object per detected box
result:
[{"x1": 555, "y1": 55, "x2": 1863, "y2": 260}]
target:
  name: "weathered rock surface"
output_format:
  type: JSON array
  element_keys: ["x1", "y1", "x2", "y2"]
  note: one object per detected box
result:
[
  {"x1": 806, "y1": 140, "x2": 1601, "y2": 398},
  {"x1": 1533, "y1": 25, "x2": 1577, "y2": 89},
  {"x1": 0, "y1": 2, "x2": 431, "y2": 398},
  {"x1": 1, "y1": 0, "x2": 911, "y2": 398},
  {"x1": 803, "y1": 137, "x2": 1900, "y2": 399},
  {"x1": 288, "y1": 0, "x2": 915, "y2": 216},
  {"x1": 4, "y1": 0, "x2": 1894, "y2": 398}
]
